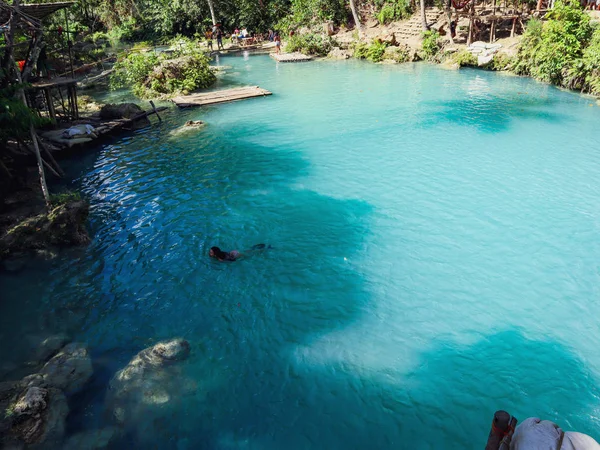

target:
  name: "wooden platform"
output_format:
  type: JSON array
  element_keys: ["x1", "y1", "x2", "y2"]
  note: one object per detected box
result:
[
  {"x1": 171, "y1": 86, "x2": 272, "y2": 108},
  {"x1": 270, "y1": 52, "x2": 313, "y2": 63}
]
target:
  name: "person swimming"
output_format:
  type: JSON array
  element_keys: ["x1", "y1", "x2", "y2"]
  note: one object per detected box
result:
[{"x1": 209, "y1": 244, "x2": 271, "y2": 262}]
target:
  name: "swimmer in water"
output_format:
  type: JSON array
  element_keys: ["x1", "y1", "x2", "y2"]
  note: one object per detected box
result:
[{"x1": 209, "y1": 244, "x2": 271, "y2": 262}]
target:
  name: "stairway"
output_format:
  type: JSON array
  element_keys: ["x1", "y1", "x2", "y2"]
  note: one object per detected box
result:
[{"x1": 390, "y1": 8, "x2": 446, "y2": 42}]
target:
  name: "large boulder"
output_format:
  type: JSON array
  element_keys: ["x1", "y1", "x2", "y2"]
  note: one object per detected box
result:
[
  {"x1": 107, "y1": 339, "x2": 190, "y2": 424},
  {"x1": 99, "y1": 103, "x2": 144, "y2": 120},
  {"x1": 0, "y1": 200, "x2": 90, "y2": 260},
  {"x1": 327, "y1": 47, "x2": 351, "y2": 60},
  {"x1": 0, "y1": 379, "x2": 68, "y2": 448},
  {"x1": 30, "y1": 334, "x2": 70, "y2": 364},
  {"x1": 39, "y1": 342, "x2": 93, "y2": 395}
]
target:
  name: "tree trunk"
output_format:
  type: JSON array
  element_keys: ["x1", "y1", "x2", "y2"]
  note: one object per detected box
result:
[
  {"x1": 349, "y1": 0, "x2": 362, "y2": 33},
  {"x1": 207, "y1": 0, "x2": 217, "y2": 25},
  {"x1": 22, "y1": 32, "x2": 43, "y2": 82},
  {"x1": 30, "y1": 124, "x2": 52, "y2": 209},
  {"x1": 445, "y1": 0, "x2": 454, "y2": 43},
  {"x1": 420, "y1": 0, "x2": 428, "y2": 31},
  {"x1": 1, "y1": 0, "x2": 20, "y2": 86}
]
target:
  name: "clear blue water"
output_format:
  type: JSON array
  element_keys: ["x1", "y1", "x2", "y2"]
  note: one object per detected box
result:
[{"x1": 2, "y1": 55, "x2": 600, "y2": 448}]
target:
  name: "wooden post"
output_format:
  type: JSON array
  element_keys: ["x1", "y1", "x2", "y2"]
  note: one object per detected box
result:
[
  {"x1": 485, "y1": 410, "x2": 511, "y2": 450},
  {"x1": 510, "y1": 16, "x2": 517, "y2": 37},
  {"x1": 149, "y1": 100, "x2": 162, "y2": 122},
  {"x1": 64, "y1": 9, "x2": 74, "y2": 79},
  {"x1": 44, "y1": 87, "x2": 56, "y2": 122},
  {"x1": 71, "y1": 84, "x2": 79, "y2": 119},
  {"x1": 499, "y1": 416, "x2": 518, "y2": 450}
]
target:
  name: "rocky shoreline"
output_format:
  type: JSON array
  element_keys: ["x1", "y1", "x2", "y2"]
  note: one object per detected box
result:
[{"x1": 0, "y1": 338, "x2": 191, "y2": 449}]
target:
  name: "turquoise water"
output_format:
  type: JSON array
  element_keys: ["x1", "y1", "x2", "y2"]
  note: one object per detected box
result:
[{"x1": 2, "y1": 55, "x2": 600, "y2": 448}]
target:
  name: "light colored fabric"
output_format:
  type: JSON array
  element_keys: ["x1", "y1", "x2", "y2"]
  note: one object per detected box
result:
[
  {"x1": 562, "y1": 432, "x2": 600, "y2": 450},
  {"x1": 511, "y1": 417, "x2": 562, "y2": 450},
  {"x1": 511, "y1": 418, "x2": 600, "y2": 450},
  {"x1": 62, "y1": 124, "x2": 95, "y2": 138}
]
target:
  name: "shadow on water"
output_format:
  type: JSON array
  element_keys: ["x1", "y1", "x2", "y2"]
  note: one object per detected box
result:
[
  {"x1": 180, "y1": 329, "x2": 600, "y2": 450},
  {"x1": 419, "y1": 94, "x2": 566, "y2": 133},
  {"x1": 0, "y1": 109, "x2": 376, "y2": 443}
]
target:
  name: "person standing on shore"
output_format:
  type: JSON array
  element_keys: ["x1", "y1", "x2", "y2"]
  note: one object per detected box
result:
[
  {"x1": 216, "y1": 25, "x2": 224, "y2": 50},
  {"x1": 274, "y1": 33, "x2": 281, "y2": 54}
]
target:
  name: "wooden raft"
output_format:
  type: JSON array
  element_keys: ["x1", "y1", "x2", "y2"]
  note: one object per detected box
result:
[
  {"x1": 270, "y1": 52, "x2": 313, "y2": 63},
  {"x1": 171, "y1": 86, "x2": 272, "y2": 108}
]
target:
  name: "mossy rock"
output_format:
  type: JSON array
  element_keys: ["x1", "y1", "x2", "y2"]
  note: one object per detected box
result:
[{"x1": 0, "y1": 200, "x2": 90, "y2": 260}]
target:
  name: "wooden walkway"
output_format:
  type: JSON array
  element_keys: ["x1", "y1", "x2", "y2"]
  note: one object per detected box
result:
[{"x1": 171, "y1": 86, "x2": 272, "y2": 108}]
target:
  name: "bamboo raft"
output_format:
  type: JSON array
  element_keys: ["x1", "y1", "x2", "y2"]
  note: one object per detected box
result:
[
  {"x1": 40, "y1": 106, "x2": 167, "y2": 148},
  {"x1": 171, "y1": 86, "x2": 272, "y2": 108},
  {"x1": 270, "y1": 52, "x2": 313, "y2": 63}
]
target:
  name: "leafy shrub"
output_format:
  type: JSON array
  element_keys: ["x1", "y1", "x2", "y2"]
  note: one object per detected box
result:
[
  {"x1": 564, "y1": 27, "x2": 600, "y2": 94},
  {"x1": 489, "y1": 53, "x2": 514, "y2": 71},
  {"x1": 110, "y1": 51, "x2": 159, "y2": 90},
  {"x1": 376, "y1": 0, "x2": 413, "y2": 24},
  {"x1": 451, "y1": 49, "x2": 477, "y2": 67},
  {"x1": 0, "y1": 83, "x2": 51, "y2": 149},
  {"x1": 144, "y1": 54, "x2": 215, "y2": 96},
  {"x1": 353, "y1": 41, "x2": 369, "y2": 59},
  {"x1": 110, "y1": 39, "x2": 216, "y2": 98},
  {"x1": 50, "y1": 191, "x2": 81, "y2": 206},
  {"x1": 514, "y1": 1, "x2": 592, "y2": 85},
  {"x1": 352, "y1": 40, "x2": 390, "y2": 62},
  {"x1": 285, "y1": 33, "x2": 336, "y2": 56},
  {"x1": 280, "y1": 0, "x2": 348, "y2": 32},
  {"x1": 421, "y1": 30, "x2": 440, "y2": 61},
  {"x1": 366, "y1": 41, "x2": 388, "y2": 62}
]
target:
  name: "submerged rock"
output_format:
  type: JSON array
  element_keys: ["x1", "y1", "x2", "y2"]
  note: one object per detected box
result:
[
  {"x1": 31, "y1": 334, "x2": 70, "y2": 364},
  {"x1": 63, "y1": 427, "x2": 122, "y2": 450},
  {"x1": 39, "y1": 342, "x2": 93, "y2": 395},
  {"x1": 0, "y1": 200, "x2": 90, "y2": 260},
  {"x1": 107, "y1": 338, "x2": 190, "y2": 424},
  {"x1": 0, "y1": 380, "x2": 68, "y2": 448}
]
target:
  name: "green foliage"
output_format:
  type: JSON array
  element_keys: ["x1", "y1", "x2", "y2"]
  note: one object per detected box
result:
[
  {"x1": 352, "y1": 41, "x2": 390, "y2": 62},
  {"x1": 353, "y1": 41, "x2": 369, "y2": 59},
  {"x1": 514, "y1": 1, "x2": 593, "y2": 85},
  {"x1": 110, "y1": 38, "x2": 216, "y2": 98},
  {"x1": 366, "y1": 40, "x2": 388, "y2": 62},
  {"x1": 489, "y1": 53, "x2": 514, "y2": 71},
  {"x1": 421, "y1": 30, "x2": 440, "y2": 61},
  {"x1": 376, "y1": 0, "x2": 413, "y2": 25},
  {"x1": 278, "y1": 0, "x2": 348, "y2": 32},
  {"x1": 285, "y1": 33, "x2": 337, "y2": 56},
  {"x1": 451, "y1": 49, "x2": 477, "y2": 67},
  {"x1": 564, "y1": 27, "x2": 600, "y2": 94},
  {"x1": 0, "y1": 85, "x2": 48, "y2": 148},
  {"x1": 50, "y1": 191, "x2": 81, "y2": 206},
  {"x1": 110, "y1": 51, "x2": 159, "y2": 90}
]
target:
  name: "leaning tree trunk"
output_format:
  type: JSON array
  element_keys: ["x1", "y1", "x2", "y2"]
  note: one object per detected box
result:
[
  {"x1": 207, "y1": 0, "x2": 217, "y2": 25},
  {"x1": 420, "y1": 0, "x2": 428, "y2": 31},
  {"x1": 349, "y1": 0, "x2": 362, "y2": 34}
]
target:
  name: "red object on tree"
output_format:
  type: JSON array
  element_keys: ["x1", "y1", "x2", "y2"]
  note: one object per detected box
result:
[
  {"x1": 57, "y1": 25, "x2": 63, "y2": 36},
  {"x1": 17, "y1": 60, "x2": 26, "y2": 71}
]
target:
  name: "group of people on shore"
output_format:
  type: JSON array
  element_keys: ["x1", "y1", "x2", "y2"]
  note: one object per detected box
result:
[{"x1": 204, "y1": 23, "x2": 281, "y2": 53}]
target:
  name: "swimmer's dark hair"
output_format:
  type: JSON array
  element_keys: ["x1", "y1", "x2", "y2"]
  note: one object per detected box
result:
[{"x1": 210, "y1": 246, "x2": 227, "y2": 259}]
